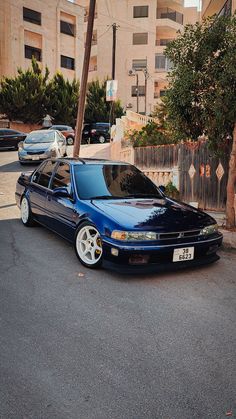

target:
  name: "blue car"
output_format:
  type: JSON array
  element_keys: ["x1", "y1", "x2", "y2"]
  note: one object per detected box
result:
[{"x1": 15, "y1": 158, "x2": 223, "y2": 272}]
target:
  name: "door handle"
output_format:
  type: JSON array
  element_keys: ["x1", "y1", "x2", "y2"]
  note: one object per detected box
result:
[{"x1": 47, "y1": 195, "x2": 52, "y2": 202}]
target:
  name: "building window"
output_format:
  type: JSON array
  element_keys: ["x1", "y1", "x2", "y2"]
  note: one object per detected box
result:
[
  {"x1": 60, "y1": 20, "x2": 75, "y2": 36},
  {"x1": 25, "y1": 45, "x2": 41, "y2": 61},
  {"x1": 131, "y1": 85, "x2": 145, "y2": 96},
  {"x1": 23, "y1": 7, "x2": 41, "y2": 25},
  {"x1": 133, "y1": 6, "x2": 149, "y2": 18},
  {"x1": 61, "y1": 55, "x2": 75, "y2": 70},
  {"x1": 156, "y1": 38, "x2": 174, "y2": 46},
  {"x1": 160, "y1": 90, "x2": 167, "y2": 97},
  {"x1": 155, "y1": 54, "x2": 173, "y2": 71},
  {"x1": 133, "y1": 33, "x2": 148, "y2": 45},
  {"x1": 132, "y1": 59, "x2": 147, "y2": 70}
]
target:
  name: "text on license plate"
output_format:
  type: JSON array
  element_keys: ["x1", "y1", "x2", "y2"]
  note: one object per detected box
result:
[
  {"x1": 32, "y1": 156, "x2": 40, "y2": 160},
  {"x1": 173, "y1": 247, "x2": 194, "y2": 262}
]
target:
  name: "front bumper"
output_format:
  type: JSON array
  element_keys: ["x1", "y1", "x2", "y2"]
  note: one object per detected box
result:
[
  {"x1": 18, "y1": 151, "x2": 51, "y2": 162},
  {"x1": 102, "y1": 233, "x2": 223, "y2": 273}
]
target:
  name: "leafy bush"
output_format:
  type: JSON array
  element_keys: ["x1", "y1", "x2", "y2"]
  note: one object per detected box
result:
[
  {"x1": 127, "y1": 121, "x2": 177, "y2": 148},
  {"x1": 164, "y1": 181, "x2": 180, "y2": 199}
]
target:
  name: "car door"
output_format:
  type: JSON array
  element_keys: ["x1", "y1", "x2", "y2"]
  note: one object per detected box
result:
[
  {"x1": 29, "y1": 160, "x2": 57, "y2": 224},
  {"x1": 45, "y1": 162, "x2": 77, "y2": 241}
]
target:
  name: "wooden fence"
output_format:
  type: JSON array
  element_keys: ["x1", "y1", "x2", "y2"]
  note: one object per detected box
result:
[{"x1": 134, "y1": 141, "x2": 229, "y2": 211}]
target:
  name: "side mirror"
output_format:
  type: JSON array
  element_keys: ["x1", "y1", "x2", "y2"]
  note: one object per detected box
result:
[
  {"x1": 159, "y1": 185, "x2": 166, "y2": 194},
  {"x1": 52, "y1": 187, "x2": 70, "y2": 197}
]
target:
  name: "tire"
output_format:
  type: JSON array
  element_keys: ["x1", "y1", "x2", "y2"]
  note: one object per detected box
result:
[
  {"x1": 75, "y1": 222, "x2": 103, "y2": 268},
  {"x1": 67, "y1": 136, "x2": 74, "y2": 146},
  {"x1": 98, "y1": 135, "x2": 105, "y2": 144},
  {"x1": 20, "y1": 196, "x2": 35, "y2": 227}
]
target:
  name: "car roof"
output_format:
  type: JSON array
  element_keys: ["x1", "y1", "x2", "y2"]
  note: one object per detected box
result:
[
  {"x1": 50, "y1": 157, "x2": 129, "y2": 166},
  {"x1": 51, "y1": 125, "x2": 72, "y2": 129}
]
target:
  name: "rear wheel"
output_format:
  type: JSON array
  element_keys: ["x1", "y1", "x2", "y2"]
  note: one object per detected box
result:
[
  {"x1": 20, "y1": 196, "x2": 34, "y2": 226},
  {"x1": 75, "y1": 222, "x2": 103, "y2": 268},
  {"x1": 67, "y1": 136, "x2": 74, "y2": 146},
  {"x1": 98, "y1": 135, "x2": 106, "y2": 144}
]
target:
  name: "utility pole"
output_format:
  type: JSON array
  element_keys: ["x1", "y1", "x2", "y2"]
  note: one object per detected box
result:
[
  {"x1": 136, "y1": 73, "x2": 139, "y2": 114},
  {"x1": 109, "y1": 23, "x2": 119, "y2": 128},
  {"x1": 73, "y1": 0, "x2": 96, "y2": 157}
]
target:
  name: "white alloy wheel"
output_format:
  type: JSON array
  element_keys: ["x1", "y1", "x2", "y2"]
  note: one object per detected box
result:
[
  {"x1": 21, "y1": 197, "x2": 30, "y2": 225},
  {"x1": 98, "y1": 135, "x2": 105, "y2": 144},
  {"x1": 75, "y1": 224, "x2": 103, "y2": 267},
  {"x1": 20, "y1": 196, "x2": 34, "y2": 226}
]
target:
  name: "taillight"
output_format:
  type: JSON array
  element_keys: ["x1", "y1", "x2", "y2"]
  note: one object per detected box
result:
[{"x1": 91, "y1": 129, "x2": 96, "y2": 134}]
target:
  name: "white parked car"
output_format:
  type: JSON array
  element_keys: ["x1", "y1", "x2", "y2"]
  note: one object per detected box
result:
[{"x1": 18, "y1": 130, "x2": 67, "y2": 164}]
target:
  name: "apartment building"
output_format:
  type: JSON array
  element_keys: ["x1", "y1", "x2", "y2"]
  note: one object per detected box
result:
[
  {"x1": 0, "y1": 0, "x2": 84, "y2": 81},
  {"x1": 81, "y1": 0, "x2": 199, "y2": 114},
  {"x1": 202, "y1": 0, "x2": 235, "y2": 18}
]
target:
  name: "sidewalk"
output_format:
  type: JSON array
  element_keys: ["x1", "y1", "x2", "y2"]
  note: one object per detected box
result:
[{"x1": 207, "y1": 211, "x2": 236, "y2": 250}]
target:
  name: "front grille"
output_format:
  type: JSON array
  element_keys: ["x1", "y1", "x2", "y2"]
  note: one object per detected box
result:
[
  {"x1": 157, "y1": 229, "x2": 201, "y2": 240},
  {"x1": 26, "y1": 150, "x2": 44, "y2": 155}
]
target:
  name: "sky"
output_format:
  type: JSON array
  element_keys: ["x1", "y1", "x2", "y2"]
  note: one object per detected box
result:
[{"x1": 184, "y1": 0, "x2": 202, "y2": 10}]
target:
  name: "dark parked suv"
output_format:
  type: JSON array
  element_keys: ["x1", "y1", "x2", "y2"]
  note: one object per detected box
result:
[{"x1": 82, "y1": 123, "x2": 110, "y2": 144}]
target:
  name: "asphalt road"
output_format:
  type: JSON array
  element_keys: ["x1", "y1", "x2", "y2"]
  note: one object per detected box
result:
[{"x1": 0, "y1": 149, "x2": 236, "y2": 419}]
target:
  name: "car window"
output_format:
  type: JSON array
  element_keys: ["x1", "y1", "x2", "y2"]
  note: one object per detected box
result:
[
  {"x1": 33, "y1": 160, "x2": 56, "y2": 188},
  {"x1": 25, "y1": 131, "x2": 55, "y2": 143},
  {"x1": 51, "y1": 163, "x2": 72, "y2": 194}
]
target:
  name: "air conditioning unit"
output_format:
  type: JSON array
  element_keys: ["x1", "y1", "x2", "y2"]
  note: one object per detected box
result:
[{"x1": 128, "y1": 69, "x2": 136, "y2": 76}]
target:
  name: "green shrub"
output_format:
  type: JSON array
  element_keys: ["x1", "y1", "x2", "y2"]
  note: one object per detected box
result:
[
  {"x1": 127, "y1": 121, "x2": 176, "y2": 148},
  {"x1": 164, "y1": 182, "x2": 180, "y2": 199}
]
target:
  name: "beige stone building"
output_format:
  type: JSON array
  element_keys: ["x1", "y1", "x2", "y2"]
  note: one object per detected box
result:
[
  {"x1": 0, "y1": 0, "x2": 199, "y2": 114},
  {"x1": 0, "y1": 0, "x2": 84, "y2": 81},
  {"x1": 81, "y1": 0, "x2": 199, "y2": 114}
]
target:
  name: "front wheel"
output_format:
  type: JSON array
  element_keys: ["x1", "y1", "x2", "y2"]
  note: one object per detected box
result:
[
  {"x1": 75, "y1": 222, "x2": 103, "y2": 268},
  {"x1": 20, "y1": 196, "x2": 35, "y2": 226}
]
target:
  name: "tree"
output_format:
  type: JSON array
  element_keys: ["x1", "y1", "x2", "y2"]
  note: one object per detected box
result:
[
  {"x1": 0, "y1": 58, "x2": 50, "y2": 123},
  {"x1": 165, "y1": 15, "x2": 236, "y2": 228},
  {"x1": 47, "y1": 72, "x2": 80, "y2": 127},
  {"x1": 84, "y1": 79, "x2": 123, "y2": 123}
]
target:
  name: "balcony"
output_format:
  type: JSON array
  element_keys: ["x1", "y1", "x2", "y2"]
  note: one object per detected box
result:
[
  {"x1": 156, "y1": 8, "x2": 183, "y2": 24},
  {"x1": 156, "y1": 8, "x2": 183, "y2": 31}
]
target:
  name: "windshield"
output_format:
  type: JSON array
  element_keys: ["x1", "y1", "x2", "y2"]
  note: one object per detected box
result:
[
  {"x1": 74, "y1": 164, "x2": 163, "y2": 200},
  {"x1": 25, "y1": 131, "x2": 55, "y2": 144}
]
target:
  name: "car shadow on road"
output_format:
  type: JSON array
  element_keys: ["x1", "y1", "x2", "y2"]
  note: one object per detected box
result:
[{"x1": 0, "y1": 160, "x2": 38, "y2": 173}]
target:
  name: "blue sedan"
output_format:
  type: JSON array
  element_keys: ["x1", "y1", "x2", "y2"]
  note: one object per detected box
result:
[{"x1": 15, "y1": 158, "x2": 223, "y2": 272}]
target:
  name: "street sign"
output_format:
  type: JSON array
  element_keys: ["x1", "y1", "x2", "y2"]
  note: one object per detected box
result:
[{"x1": 106, "y1": 80, "x2": 118, "y2": 101}]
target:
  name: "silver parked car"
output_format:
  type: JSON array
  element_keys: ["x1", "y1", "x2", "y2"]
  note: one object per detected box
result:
[{"x1": 18, "y1": 130, "x2": 67, "y2": 164}]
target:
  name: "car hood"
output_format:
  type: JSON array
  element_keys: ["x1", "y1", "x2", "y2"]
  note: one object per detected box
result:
[
  {"x1": 23, "y1": 142, "x2": 53, "y2": 151},
  {"x1": 92, "y1": 198, "x2": 215, "y2": 231}
]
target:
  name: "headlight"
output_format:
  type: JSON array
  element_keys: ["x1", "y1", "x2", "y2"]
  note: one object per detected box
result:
[
  {"x1": 200, "y1": 224, "x2": 218, "y2": 236},
  {"x1": 111, "y1": 230, "x2": 157, "y2": 241},
  {"x1": 48, "y1": 148, "x2": 57, "y2": 156},
  {"x1": 18, "y1": 142, "x2": 24, "y2": 152}
]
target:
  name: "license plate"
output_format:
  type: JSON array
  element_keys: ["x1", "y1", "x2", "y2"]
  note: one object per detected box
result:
[
  {"x1": 173, "y1": 247, "x2": 194, "y2": 262},
  {"x1": 32, "y1": 156, "x2": 40, "y2": 160}
]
